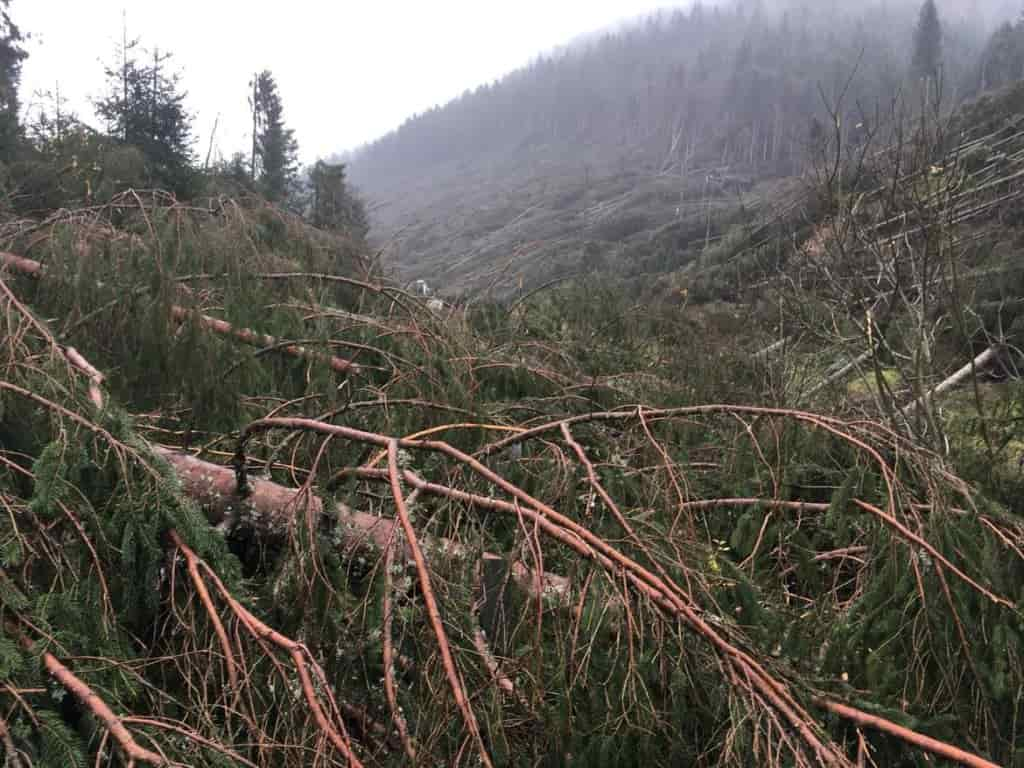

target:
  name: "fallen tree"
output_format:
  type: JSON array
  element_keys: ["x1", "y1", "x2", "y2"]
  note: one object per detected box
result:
[
  {"x1": 1, "y1": 250, "x2": 364, "y2": 375},
  {"x1": 2, "y1": 206, "x2": 1022, "y2": 767},
  {"x1": 155, "y1": 445, "x2": 570, "y2": 604}
]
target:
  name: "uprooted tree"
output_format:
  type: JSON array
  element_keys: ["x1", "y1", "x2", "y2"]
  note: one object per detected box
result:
[
  {"x1": 0, "y1": 172, "x2": 1021, "y2": 768},
  {"x1": 2, "y1": 0, "x2": 1024, "y2": 753}
]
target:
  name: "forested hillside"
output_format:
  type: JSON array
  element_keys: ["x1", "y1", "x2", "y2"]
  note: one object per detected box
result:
[
  {"x1": 5, "y1": 0, "x2": 1024, "y2": 766},
  {"x1": 347, "y1": 0, "x2": 1020, "y2": 296}
]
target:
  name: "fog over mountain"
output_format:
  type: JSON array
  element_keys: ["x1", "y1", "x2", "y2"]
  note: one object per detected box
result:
[{"x1": 342, "y1": 0, "x2": 1022, "y2": 292}]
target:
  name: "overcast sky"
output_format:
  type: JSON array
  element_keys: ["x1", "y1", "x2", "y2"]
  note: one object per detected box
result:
[{"x1": 16, "y1": 1, "x2": 679, "y2": 165}]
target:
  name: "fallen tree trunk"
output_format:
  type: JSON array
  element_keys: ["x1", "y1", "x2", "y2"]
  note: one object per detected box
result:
[
  {"x1": 66, "y1": 448, "x2": 1020, "y2": 768},
  {"x1": 35, "y1": 338, "x2": 1005, "y2": 767},
  {"x1": 154, "y1": 447, "x2": 569, "y2": 603},
  {"x1": 805, "y1": 348, "x2": 875, "y2": 398},
  {"x1": 752, "y1": 336, "x2": 790, "y2": 359},
  {"x1": 901, "y1": 344, "x2": 1003, "y2": 417},
  {"x1": 167, "y1": 306, "x2": 362, "y2": 374},
  {"x1": 0, "y1": 251, "x2": 362, "y2": 375}
]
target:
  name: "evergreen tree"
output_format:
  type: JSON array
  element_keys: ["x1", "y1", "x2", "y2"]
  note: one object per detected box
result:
[
  {"x1": 0, "y1": 0, "x2": 26, "y2": 163},
  {"x1": 225, "y1": 151, "x2": 255, "y2": 191},
  {"x1": 95, "y1": 30, "x2": 195, "y2": 198},
  {"x1": 309, "y1": 160, "x2": 367, "y2": 236},
  {"x1": 976, "y1": 20, "x2": 1024, "y2": 93},
  {"x1": 250, "y1": 70, "x2": 299, "y2": 204},
  {"x1": 25, "y1": 83, "x2": 77, "y2": 152},
  {"x1": 911, "y1": 0, "x2": 943, "y2": 83}
]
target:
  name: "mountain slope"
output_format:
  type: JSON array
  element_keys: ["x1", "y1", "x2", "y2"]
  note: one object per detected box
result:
[{"x1": 348, "y1": 0, "x2": 999, "y2": 297}]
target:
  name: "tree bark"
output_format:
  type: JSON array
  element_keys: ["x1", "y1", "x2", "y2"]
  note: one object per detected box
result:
[
  {"x1": 901, "y1": 344, "x2": 1002, "y2": 417},
  {"x1": 154, "y1": 447, "x2": 570, "y2": 603}
]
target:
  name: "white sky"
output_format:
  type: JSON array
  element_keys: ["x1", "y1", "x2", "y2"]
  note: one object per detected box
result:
[{"x1": 16, "y1": 1, "x2": 679, "y2": 165}]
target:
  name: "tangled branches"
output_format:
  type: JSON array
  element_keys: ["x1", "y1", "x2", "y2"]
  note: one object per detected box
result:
[{"x1": 1, "y1": 195, "x2": 1022, "y2": 767}]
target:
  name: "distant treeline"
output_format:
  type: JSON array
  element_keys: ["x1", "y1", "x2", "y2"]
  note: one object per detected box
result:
[
  {"x1": 348, "y1": 0, "x2": 1020, "y2": 212},
  {"x1": 0, "y1": 1, "x2": 367, "y2": 237}
]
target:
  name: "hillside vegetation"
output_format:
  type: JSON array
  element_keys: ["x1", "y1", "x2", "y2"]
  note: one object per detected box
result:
[
  {"x1": 348, "y1": 0, "x2": 1012, "y2": 297},
  {"x1": 3, "y1": 1, "x2": 1024, "y2": 767}
]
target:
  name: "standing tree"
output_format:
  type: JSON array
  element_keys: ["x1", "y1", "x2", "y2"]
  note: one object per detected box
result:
[
  {"x1": 95, "y1": 25, "x2": 195, "y2": 198},
  {"x1": 135, "y1": 48, "x2": 195, "y2": 196},
  {"x1": 309, "y1": 159, "x2": 368, "y2": 237},
  {"x1": 25, "y1": 83, "x2": 76, "y2": 151},
  {"x1": 225, "y1": 150, "x2": 256, "y2": 191},
  {"x1": 975, "y1": 20, "x2": 1024, "y2": 94},
  {"x1": 0, "y1": 0, "x2": 26, "y2": 164},
  {"x1": 250, "y1": 70, "x2": 299, "y2": 204},
  {"x1": 910, "y1": 0, "x2": 943, "y2": 85}
]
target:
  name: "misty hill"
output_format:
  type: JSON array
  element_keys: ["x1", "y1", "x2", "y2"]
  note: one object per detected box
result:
[{"x1": 348, "y1": 0, "x2": 1013, "y2": 297}]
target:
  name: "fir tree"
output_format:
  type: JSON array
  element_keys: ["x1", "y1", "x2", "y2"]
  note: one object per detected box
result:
[
  {"x1": 309, "y1": 160, "x2": 368, "y2": 237},
  {"x1": 225, "y1": 151, "x2": 255, "y2": 191},
  {"x1": 25, "y1": 83, "x2": 77, "y2": 152},
  {"x1": 977, "y1": 20, "x2": 1024, "y2": 93},
  {"x1": 95, "y1": 28, "x2": 195, "y2": 198},
  {"x1": 0, "y1": 0, "x2": 26, "y2": 163},
  {"x1": 910, "y1": 0, "x2": 943, "y2": 83},
  {"x1": 250, "y1": 70, "x2": 299, "y2": 204}
]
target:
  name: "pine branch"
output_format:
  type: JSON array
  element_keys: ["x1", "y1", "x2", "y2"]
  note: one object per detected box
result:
[
  {"x1": 0, "y1": 250, "x2": 363, "y2": 375},
  {"x1": 815, "y1": 699, "x2": 1000, "y2": 768},
  {"x1": 385, "y1": 441, "x2": 493, "y2": 768},
  {"x1": 171, "y1": 535, "x2": 364, "y2": 768},
  {"x1": 14, "y1": 631, "x2": 168, "y2": 766}
]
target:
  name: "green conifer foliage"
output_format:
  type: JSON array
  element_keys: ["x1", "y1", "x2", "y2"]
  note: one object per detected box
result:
[
  {"x1": 251, "y1": 70, "x2": 299, "y2": 204},
  {"x1": 911, "y1": 0, "x2": 943, "y2": 83},
  {"x1": 9, "y1": 4, "x2": 1024, "y2": 765},
  {"x1": 94, "y1": 32, "x2": 195, "y2": 199},
  {"x1": 0, "y1": 0, "x2": 24, "y2": 166},
  {"x1": 309, "y1": 159, "x2": 369, "y2": 237}
]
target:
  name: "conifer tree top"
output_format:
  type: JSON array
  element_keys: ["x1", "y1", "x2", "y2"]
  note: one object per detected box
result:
[{"x1": 911, "y1": 0, "x2": 943, "y2": 81}]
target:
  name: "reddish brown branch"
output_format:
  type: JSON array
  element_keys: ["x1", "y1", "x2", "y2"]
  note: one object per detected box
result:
[
  {"x1": 120, "y1": 717, "x2": 258, "y2": 768},
  {"x1": 171, "y1": 534, "x2": 364, "y2": 768},
  {"x1": 0, "y1": 715, "x2": 24, "y2": 768},
  {"x1": 15, "y1": 633, "x2": 168, "y2": 766},
  {"x1": 158, "y1": 421, "x2": 1005, "y2": 767},
  {"x1": 815, "y1": 698, "x2": 1000, "y2": 768},
  {"x1": 381, "y1": 524, "x2": 417, "y2": 762},
  {"x1": 167, "y1": 306, "x2": 360, "y2": 374},
  {"x1": 561, "y1": 422, "x2": 691, "y2": 608},
  {"x1": 241, "y1": 417, "x2": 849, "y2": 765},
  {"x1": 853, "y1": 499, "x2": 1009, "y2": 607},
  {"x1": 0, "y1": 275, "x2": 104, "y2": 409},
  {"x1": 385, "y1": 441, "x2": 494, "y2": 768},
  {"x1": 167, "y1": 530, "x2": 239, "y2": 695},
  {"x1": 0, "y1": 381, "x2": 147, "y2": 484}
]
